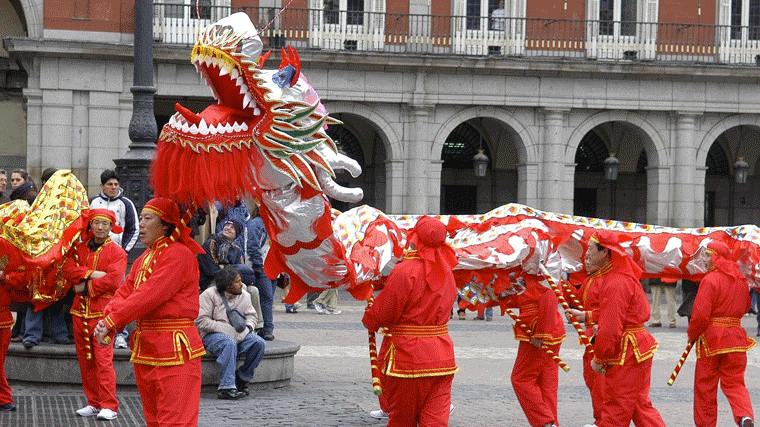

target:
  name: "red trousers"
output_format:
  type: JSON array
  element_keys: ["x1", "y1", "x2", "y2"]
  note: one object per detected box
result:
[
  {"x1": 384, "y1": 374, "x2": 454, "y2": 427},
  {"x1": 511, "y1": 341, "x2": 560, "y2": 427},
  {"x1": 133, "y1": 358, "x2": 201, "y2": 427},
  {"x1": 582, "y1": 347, "x2": 605, "y2": 425},
  {"x1": 73, "y1": 316, "x2": 118, "y2": 411},
  {"x1": 0, "y1": 327, "x2": 12, "y2": 405},
  {"x1": 600, "y1": 358, "x2": 665, "y2": 427},
  {"x1": 694, "y1": 351, "x2": 754, "y2": 427}
]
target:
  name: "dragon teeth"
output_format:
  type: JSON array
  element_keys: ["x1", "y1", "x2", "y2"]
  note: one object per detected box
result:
[
  {"x1": 239, "y1": 83, "x2": 249, "y2": 96},
  {"x1": 188, "y1": 123, "x2": 199, "y2": 135},
  {"x1": 218, "y1": 66, "x2": 229, "y2": 77},
  {"x1": 232, "y1": 122, "x2": 242, "y2": 132},
  {"x1": 235, "y1": 76, "x2": 244, "y2": 87},
  {"x1": 242, "y1": 93, "x2": 252, "y2": 109},
  {"x1": 240, "y1": 122, "x2": 249, "y2": 131},
  {"x1": 253, "y1": 107, "x2": 260, "y2": 116},
  {"x1": 231, "y1": 68, "x2": 239, "y2": 79},
  {"x1": 198, "y1": 119, "x2": 209, "y2": 135}
]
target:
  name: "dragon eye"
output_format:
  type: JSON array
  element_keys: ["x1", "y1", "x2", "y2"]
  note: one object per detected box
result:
[{"x1": 272, "y1": 65, "x2": 296, "y2": 89}]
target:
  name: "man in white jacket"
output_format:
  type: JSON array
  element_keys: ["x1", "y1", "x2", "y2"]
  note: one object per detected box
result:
[{"x1": 195, "y1": 266, "x2": 266, "y2": 399}]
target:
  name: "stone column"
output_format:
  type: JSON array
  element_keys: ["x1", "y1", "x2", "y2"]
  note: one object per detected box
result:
[
  {"x1": 540, "y1": 109, "x2": 568, "y2": 214},
  {"x1": 646, "y1": 166, "x2": 670, "y2": 226},
  {"x1": 672, "y1": 113, "x2": 699, "y2": 227},
  {"x1": 384, "y1": 159, "x2": 404, "y2": 214},
  {"x1": 404, "y1": 105, "x2": 433, "y2": 214},
  {"x1": 517, "y1": 162, "x2": 539, "y2": 207}
]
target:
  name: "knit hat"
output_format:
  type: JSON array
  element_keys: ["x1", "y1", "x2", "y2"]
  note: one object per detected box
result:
[
  {"x1": 224, "y1": 219, "x2": 244, "y2": 239},
  {"x1": 86, "y1": 208, "x2": 122, "y2": 234},
  {"x1": 706, "y1": 240, "x2": 745, "y2": 283}
]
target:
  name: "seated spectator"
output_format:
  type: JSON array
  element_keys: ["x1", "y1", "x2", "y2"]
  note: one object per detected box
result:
[
  {"x1": 195, "y1": 267, "x2": 266, "y2": 400},
  {"x1": 214, "y1": 199, "x2": 250, "y2": 257}
]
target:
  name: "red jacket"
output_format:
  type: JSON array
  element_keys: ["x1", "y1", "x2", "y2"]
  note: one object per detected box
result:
[
  {"x1": 362, "y1": 258, "x2": 458, "y2": 378},
  {"x1": 687, "y1": 269, "x2": 755, "y2": 358},
  {"x1": 64, "y1": 238, "x2": 127, "y2": 319},
  {"x1": 104, "y1": 236, "x2": 205, "y2": 366},
  {"x1": 511, "y1": 283, "x2": 565, "y2": 346},
  {"x1": 593, "y1": 269, "x2": 658, "y2": 366}
]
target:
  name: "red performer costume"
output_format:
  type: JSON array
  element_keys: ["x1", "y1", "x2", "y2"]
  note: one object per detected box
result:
[
  {"x1": 509, "y1": 279, "x2": 566, "y2": 427},
  {"x1": 687, "y1": 240, "x2": 755, "y2": 427},
  {"x1": 590, "y1": 231, "x2": 665, "y2": 427},
  {"x1": 362, "y1": 216, "x2": 459, "y2": 427},
  {"x1": 63, "y1": 209, "x2": 127, "y2": 416},
  {"x1": 0, "y1": 288, "x2": 14, "y2": 410},
  {"x1": 98, "y1": 198, "x2": 205, "y2": 427},
  {"x1": 565, "y1": 261, "x2": 610, "y2": 427}
]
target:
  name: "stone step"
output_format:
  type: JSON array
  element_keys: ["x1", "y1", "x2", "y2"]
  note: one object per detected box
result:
[{"x1": 6, "y1": 339, "x2": 299, "y2": 388}]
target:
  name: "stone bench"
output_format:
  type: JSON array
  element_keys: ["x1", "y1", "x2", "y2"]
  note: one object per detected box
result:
[{"x1": 6, "y1": 339, "x2": 299, "y2": 388}]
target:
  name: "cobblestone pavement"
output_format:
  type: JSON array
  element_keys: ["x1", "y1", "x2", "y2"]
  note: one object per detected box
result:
[{"x1": 7, "y1": 290, "x2": 760, "y2": 426}]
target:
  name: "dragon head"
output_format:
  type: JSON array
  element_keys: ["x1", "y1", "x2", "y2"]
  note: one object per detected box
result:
[{"x1": 152, "y1": 12, "x2": 363, "y2": 206}]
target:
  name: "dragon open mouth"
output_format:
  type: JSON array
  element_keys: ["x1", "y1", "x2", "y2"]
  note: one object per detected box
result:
[{"x1": 166, "y1": 44, "x2": 265, "y2": 141}]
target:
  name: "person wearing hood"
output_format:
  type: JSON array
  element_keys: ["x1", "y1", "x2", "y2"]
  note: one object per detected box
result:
[
  {"x1": 588, "y1": 230, "x2": 665, "y2": 427},
  {"x1": 9, "y1": 169, "x2": 36, "y2": 205},
  {"x1": 63, "y1": 209, "x2": 127, "y2": 421},
  {"x1": 362, "y1": 216, "x2": 459, "y2": 426},
  {"x1": 687, "y1": 240, "x2": 755, "y2": 427}
]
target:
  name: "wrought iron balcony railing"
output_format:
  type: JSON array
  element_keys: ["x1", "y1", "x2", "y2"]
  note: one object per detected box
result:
[{"x1": 152, "y1": 4, "x2": 760, "y2": 66}]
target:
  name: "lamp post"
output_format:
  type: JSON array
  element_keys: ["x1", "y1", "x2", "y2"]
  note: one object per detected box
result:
[
  {"x1": 729, "y1": 156, "x2": 749, "y2": 225},
  {"x1": 473, "y1": 149, "x2": 489, "y2": 178},
  {"x1": 113, "y1": 0, "x2": 157, "y2": 211},
  {"x1": 603, "y1": 153, "x2": 619, "y2": 219}
]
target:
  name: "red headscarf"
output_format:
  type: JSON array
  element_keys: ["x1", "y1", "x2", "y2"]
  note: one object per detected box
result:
[
  {"x1": 406, "y1": 216, "x2": 458, "y2": 291},
  {"x1": 590, "y1": 230, "x2": 642, "y2": 280},
  {"x1": 84, "y1": 208, "x2": 123, "y2": 234},
  {"x1": 143, "y1": 197, "x2": 204, "y2": 254},
  {"x1": 706, "y1": 240, "x2": 745, "y2": 283}
]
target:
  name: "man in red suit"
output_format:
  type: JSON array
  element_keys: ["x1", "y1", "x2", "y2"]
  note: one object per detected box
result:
[
  {"x1": 510, "y1": 277, "x2": 565, "y2": 427},
  {"x1": 64, "y1": 209, "x2": 127, "y2": 420},
  {"x1": 362, "y1": 216, "x2": 459, "y2": 427},
  {"x1": 0, "y1": 287, "x2": 15, "y2": 411},
  {"x1": 565, "y1": 248, "x2": 611, "y2": 427},
  {"x1": 588, "y1": 230, "x2": 665, "y2": 427},
  {"x1": 687, "y1": 240, "x2": 755, "y2": 427},
  {"x1": 95, "y1": 198, "x2": 206, "y2": 427}
]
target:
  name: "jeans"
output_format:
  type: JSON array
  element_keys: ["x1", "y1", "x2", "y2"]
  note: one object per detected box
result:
[
  {"x1": 23, "y1": 305, "x2": 69, "y2": 344},
  {"x1": 248, "y1": 268, "x2": 274, "y2": 334},
  {"x1": 202, "y1": 332, "x2": 266, "y2": 389}
]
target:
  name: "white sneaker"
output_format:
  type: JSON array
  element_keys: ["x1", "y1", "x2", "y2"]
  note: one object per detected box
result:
[
  {"x1": 450, "y1": 403, "x2": 455, "y2": 414},
  {"x1": 114, "y1": 335, "x2": 128, "y2": 349},
  {"x1": 370, "y1": 410, "x2": 389, "y2": 419},
  {"x1": 97, "y1": 408, "x2": 118, "y2": 420},
  {"x1": 76, "y1": 405, "x2": 99, "y2": 417},
  {"x1": 293, "y1": 302, "x2": 302, "y2": 310},
  {"x1": 326, "y1": 309, "x2": 342, "y2": 315},
  {"x1": 314, "y1": 304, "x2": 325, "y2": 314},
  {"x1": 582, "y1": 424, "x2": 598, "y2": 427}
]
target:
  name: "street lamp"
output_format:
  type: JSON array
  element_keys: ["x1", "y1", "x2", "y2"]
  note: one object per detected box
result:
[
  {"x1": 604, "y1": 153, "x2": 619, "y2": 219},
  {"x1": 473, "y1": 136, "x2": 489, "y2": 178}
]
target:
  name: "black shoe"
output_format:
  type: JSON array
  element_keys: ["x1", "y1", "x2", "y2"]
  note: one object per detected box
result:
[
  {"x1": 22, "y1": 341, "x2": 36, "y2": 349},
  {"x1": 235, "y1": 373, "x2": 250, "y2": 396},
  {"x1": 259, "y1": 331, "x2": 275, "y2": 341},
  {"x1": 285, "y1": 307, "x2": 298, "y2": 314},
  {"x1": 52, "y1": 338, "x2": 74, "y2": 345},
  {"x1": 217, "y1": 388, "x2": 244, "y2": 400},
  {"x1": 741, "y1": 416, "x2": 754, "y2": 427},
  {"x1": 0, "y1": 403, "x2": 16, "y2": 411}
]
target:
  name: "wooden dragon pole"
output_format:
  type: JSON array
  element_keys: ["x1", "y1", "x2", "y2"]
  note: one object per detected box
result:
[
  {"x1": 667, "y1": 340, "x2": 695, "y2": 386},
  {"x1": 504, "y1": 307, "x2": 570, "y2": 372}
]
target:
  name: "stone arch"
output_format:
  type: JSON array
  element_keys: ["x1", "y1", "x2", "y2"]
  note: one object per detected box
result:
[
  {"x1": 565, "y1": 111, "x2": 668, "y2": 168},
  {"x1": 431, "y1": 106, "x2": 536, "y2": 164},
  {"x1": 325, "y1": 102, "x2": 400, "y2": 162},
  {"x1": 696, "y1": 115, "x2": 760, "y2": 168},
  {"x1": 16, "y1": 0, "x2": 41, "y2": 38}
]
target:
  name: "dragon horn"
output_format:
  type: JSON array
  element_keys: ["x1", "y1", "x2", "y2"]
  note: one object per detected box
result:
[
  {"x1": 257, "y1": 50, "x2": 272, "y2": 69},
  {"x1": 278, "y1": 47, "x2": 288, "y2": 68},
  {"x1": 289, "y1": 46, "x2": 301, "y2": 87}
]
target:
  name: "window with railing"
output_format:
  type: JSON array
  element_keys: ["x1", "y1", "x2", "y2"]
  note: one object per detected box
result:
[{"x1": 151, "y1": 4, "x2": 760, "y2": 65}]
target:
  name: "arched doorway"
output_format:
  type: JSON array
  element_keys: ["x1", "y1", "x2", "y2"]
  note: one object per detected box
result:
[
  {"x1": 439, "y1": 117, "x2": 519, "y2": 215},
  {"x1": 573, "y1": 121, "x2": 648, "y2": 222}
]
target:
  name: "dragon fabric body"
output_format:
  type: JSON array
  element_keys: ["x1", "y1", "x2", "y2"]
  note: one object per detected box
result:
[{"x1": 152, "y1": 13, "x2": 760, "y2": 307}]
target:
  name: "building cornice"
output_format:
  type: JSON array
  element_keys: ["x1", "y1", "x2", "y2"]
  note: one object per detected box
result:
[{"x1": 5, "y1": 37, "x2": 760, "y2": 83}]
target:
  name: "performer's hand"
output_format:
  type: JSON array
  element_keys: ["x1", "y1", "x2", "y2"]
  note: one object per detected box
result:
[
  {"x1": 565, "y1": 308, "x2": 585, "y2": 322},
  {"x1": 93, "y1": 320, "x2": 111, "y2": 346},
  {"x1": 0, "y1": 271, "x2": 4, "y2": 281},
  {"x1": 74, "y1": 282, "x2": 86, "y2": 293},
  {"x1": 90, "y1": 271, "x2": 107, "y2": 279},
  {"x1": 590, "y1": 359, "x2": 603, "y2": 373},
  {"x1": 530, "y1": 337, "x2": 543, "y2": 348}
]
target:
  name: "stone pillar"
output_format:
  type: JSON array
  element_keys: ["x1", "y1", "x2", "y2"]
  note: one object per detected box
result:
[
  {"x1": 540, "y1": 109, "x2": 568, "y2": 214},
  {"x1": 646, "y1": 166, "x2": 670, "y2": 226},
  {"x1": 427, "y1": 159, "x2": 443, "y2": 214},
  {"x1": 517, "y1": 162, "x2": 539, "y2": 207},
  {"x1": 672, "y1": 113, "x2": 699, "y2": 227},
  {"x1": 405, "y1": 105, "x2": 433, "y2": 214},
  {"x1": 384, "y1": 159, "x2": 404, "y2": 214}
]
